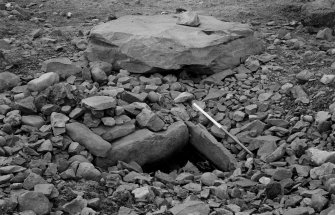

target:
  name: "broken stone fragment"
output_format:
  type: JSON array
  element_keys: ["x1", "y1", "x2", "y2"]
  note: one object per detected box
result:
[
  {"x1": 66, "y1": 122, "x2": 112, "y2": 157},
  {"x1": 315, "y1": 111, "x2": 331, "y2": 132},
  {"x1": 50, "y1": 112, "x2": 69, "y2": 136},
  {"x1": 176, "y1": 11, "x2": 200, "y2": 27},
  {"x1": 95, "y1": 121, "x2": 188, "y2": 168},
  {"x1": 62, "y1": 195, "x2": 87, "y2": 215},
  {"x1": 76, "y1": 162, "x2": 101, "y2": 181},
  {"x1": 27, "y1": 72, "x2": 59, "y2": 92},
  {"x1": 186, "y1": 121, "x2": 237, "y2": 171},
  {"x1": 136, "y1": 109, "x2": 165, "y2": 132},
  {"x1": 81, "y1": 96, "x2": 116, "y2": 111}
]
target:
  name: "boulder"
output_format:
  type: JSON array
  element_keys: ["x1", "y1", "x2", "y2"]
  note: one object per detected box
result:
[
  {"x1": 301, "y1": 0, "x2": 335, "y2": 27},
  {"x1": 95, "y1": 121, "x2": 188, "y2": 168},
  {"x1": 66, "y1": 122, "x2": 112, "y2": 157},
  {"x1": 186, "y1": 121, "x2": 237, "y2": 171},
  {"x1": 86, "y1": 15, "x2": 263, "y2": 74}
]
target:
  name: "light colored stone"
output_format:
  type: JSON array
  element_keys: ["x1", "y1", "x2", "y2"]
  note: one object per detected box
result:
[
  {"x1": 176, "y1": 11, "x2": 200, "y2": 27},
  {"x1": 320, "y1": 74, "x2": 335, "y2": 84},
  {"x1": 81, "y1": 96, "x2": 116, "y2": 110},
  {"x1": 27, "y1": 72, "x2": 59, "y2": 92}
]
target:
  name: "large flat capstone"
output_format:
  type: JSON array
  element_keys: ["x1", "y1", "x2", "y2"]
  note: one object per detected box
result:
[
  {"x1": 95, "y1": 121, "x2": 189, "y2": 168},
  {"x1": 86, "y1": 14, "x2": 264, "y2": 74}
]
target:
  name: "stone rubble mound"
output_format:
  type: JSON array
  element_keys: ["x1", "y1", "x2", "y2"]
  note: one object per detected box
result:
[{"x1": 2, "y1": 12, "x2": 335, "y2": 215}]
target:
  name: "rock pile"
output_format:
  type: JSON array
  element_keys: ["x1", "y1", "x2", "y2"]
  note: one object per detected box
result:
[{"x1": 3, "y1": 12, "x2": 335, "y2": 215}]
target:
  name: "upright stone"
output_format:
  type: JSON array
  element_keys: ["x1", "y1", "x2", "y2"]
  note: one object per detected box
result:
[{"x1": 186, "y1": 121, "x2": 237, "y2": 171}]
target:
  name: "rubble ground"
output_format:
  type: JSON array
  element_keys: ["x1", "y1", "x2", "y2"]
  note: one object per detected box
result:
[{"x1": 3, "y1": 0, "x2": 335, "y2": 215}]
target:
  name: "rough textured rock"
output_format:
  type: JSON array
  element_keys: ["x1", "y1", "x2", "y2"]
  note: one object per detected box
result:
[
  {"x1": 0, "y1": 72, "x2": 20, "y2": 92},
  {"x1": 18, "y1": 191, "x2": 51, "y2": 215},
  {"x1": 176, "y1": 11, "x2": 200, "y2": 27},
  {"x1": 301, "y1": 0, "x2": 335, "y2": 27},
  {"x1": 96, "y1": 121, "x2": 188, "y2": 168},
  {"x1": 66, "y1": 122, "x2": 112, "y2": 157},
  {"x1": 86, "y1": 15, "x2": 263, "y2": 74},
  {"x1": 186, "y1": 121, "x2": 237, "y2": 171}
]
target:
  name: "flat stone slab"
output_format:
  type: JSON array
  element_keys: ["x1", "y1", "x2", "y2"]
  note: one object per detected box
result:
[{"x1": 86, "y1": 14, "x2": 263, "y2": 74}]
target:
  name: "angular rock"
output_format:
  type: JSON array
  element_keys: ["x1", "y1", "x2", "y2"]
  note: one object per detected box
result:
[
  {"x1": 27, "y1": 72, "x2": 59, "y2": 92},
  {"x1": 307, "y1": 148, "x2": 335, "y2": 166},
  {"x1": 87, "y1": 15, "x2": 263, "y2": 74},
  {"x1": 81, "y1": 96, "x2": 116, "y2": 111},
  {"x1": 176, "y1": 11, "x2": 200, "y2": 27},
  {"x1": 50, "y1": 112, "x2": 69, "y2": 136},
  {"x1": 136, "y1": 109, "x2": 165, "y2": 131},
  {"x1": 96, "y1": 121, "x2": 188, "y2": 168},
  {"x1": 186, "y1": 121, "x2": 237, "y2": 171},
  {"x1": 310, "y1": 162, "x2": 335, "y2": 179},
  {"x1": 76, "y1": 162, "x2": 101, "y2": 181},
  {"x1": 18, "y1": 191, "x2": 51, "y2": 215},
  {"x1": 62, "y1": 196, "x2": 87, "y2": 215},
  {"x1": 66, "y1": 122, "x2": 112, "y2": 157}
]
